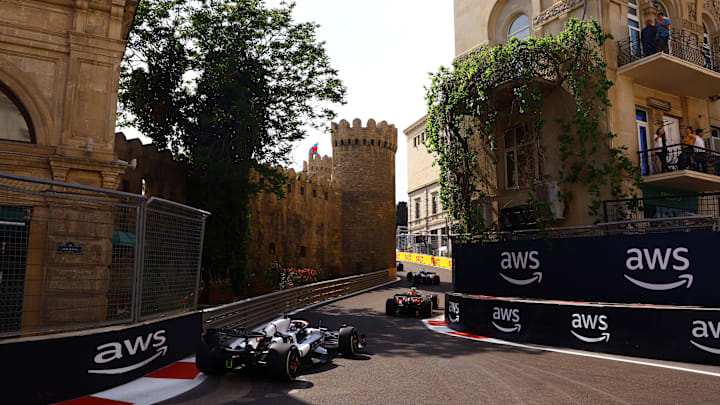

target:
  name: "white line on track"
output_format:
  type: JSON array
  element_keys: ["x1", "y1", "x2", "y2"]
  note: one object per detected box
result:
[{"x1": 422, "y1": 316, "x2": 720, "y2": 378}]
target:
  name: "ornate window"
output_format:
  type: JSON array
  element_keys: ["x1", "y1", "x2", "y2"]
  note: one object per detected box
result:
[
  {"x1": 504, "y1": 126, "x2": 538, "y2": 189},
  {"x1": 0, "y1": 86, "x2": 33, "y2": 143},
  {"x1": 507, "y1": 14, "x2": 530, "y2": 41}
]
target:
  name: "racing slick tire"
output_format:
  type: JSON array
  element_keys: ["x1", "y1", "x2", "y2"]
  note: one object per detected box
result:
[
  {"x1": 385, "y1": 298, "x2": 397, "y2": 316},
  {"x1": 413, "y1": 275, "x2": 421, "y2": 285},
  {"x1": 339, "y1": 326, "x2": 360, "y2": 356},
  {"x1": 420, "y1": 299, "x2": 432, "y2": 318},
  {"x1": 433, "y1": 275, "x2": 440, "y2": 285},
  {"x1": 406, "y1": 272, "x2": 414, "y2": 282},
  {"x1": 196, "y1": 340, "x2": 226, "y2": 376},
  {"x1": 397, "y1": 262, "x2": 404, "y2": 272},
  {"x1": 268, "y1": 343, "x2": 301, "y2": 381},
  {"x1": 430, "y1": 294, "x2": 439, "y2": 309}
]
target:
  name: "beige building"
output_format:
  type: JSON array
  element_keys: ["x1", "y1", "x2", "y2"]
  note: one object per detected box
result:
[
  {"x1": 436, "y1": 0, "x2": 720, "y2": 228},
  {"x1": 0, "y1": 0, "x2": 139, "y2": 333}
]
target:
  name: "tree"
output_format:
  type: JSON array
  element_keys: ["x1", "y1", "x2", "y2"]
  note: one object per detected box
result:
[{"x1": 119, "y1": 0, "x2": 346, "y2": 293}]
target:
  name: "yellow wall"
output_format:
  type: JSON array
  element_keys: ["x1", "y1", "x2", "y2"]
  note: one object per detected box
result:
[{"x1": 397, "y1": 252, "x2": 452, "y2": 270}]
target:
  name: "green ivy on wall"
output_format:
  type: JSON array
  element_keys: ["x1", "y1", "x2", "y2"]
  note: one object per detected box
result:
[{"x1": 424, "y1": 19, "x2": 641, "y2": 239}]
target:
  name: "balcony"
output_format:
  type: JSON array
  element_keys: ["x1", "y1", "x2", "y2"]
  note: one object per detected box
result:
[
  {"x1": 638, "y1": 143, "x2": 720, "y2": 192},
  {"x1": 617, "y1": 30, "x2": 720, "y2": 98}
]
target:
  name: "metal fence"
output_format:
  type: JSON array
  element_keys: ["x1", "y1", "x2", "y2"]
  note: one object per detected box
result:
[
  {"x1": 0, "y1": 172, "x2": 208, "y2": 338},
  {"x1": 203, "y1": 269, "x2": 392, "y2": 330},
  {"x1": 638, "y1": 143, "x2": 720, "y2": 177},
  {"x1": 604, "y1": 191, "x2": 720, "y2": 223},
  {"x1": 396, "y1": 232, "x2": 451, "y2": 257},
  {"x1": 618, "y1": 28, "x2": 718, "y2": 72}
]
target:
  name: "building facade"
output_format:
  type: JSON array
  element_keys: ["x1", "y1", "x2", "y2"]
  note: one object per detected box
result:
[{"x1": 445, "y1": 0, "x2": 720, "y2": 228}]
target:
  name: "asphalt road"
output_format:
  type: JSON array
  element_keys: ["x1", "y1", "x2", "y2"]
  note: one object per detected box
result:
[{"x1": 163, "y1": 262, "x2": 720, "y2": 405}]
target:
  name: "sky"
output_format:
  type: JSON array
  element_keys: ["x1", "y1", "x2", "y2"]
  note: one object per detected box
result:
[{"x1": 118, "y1": 0, "x2": 455, "y2": 203}]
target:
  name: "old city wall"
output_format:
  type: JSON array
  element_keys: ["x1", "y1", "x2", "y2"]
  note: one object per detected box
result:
[
  {"x1": 249, "y1": 167, "x2": 343, "y2": 283},
  {"x1": 114, "y1": 133, "x2": 187, "y2": 203}
]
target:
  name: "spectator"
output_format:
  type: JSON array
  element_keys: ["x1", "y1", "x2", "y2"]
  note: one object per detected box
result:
[
  {"x1": 678, "y1": 126, "x2": 695, "y2": 170},
  {"x1": 653, "y1": 127, "x2": 669, "y2": 172},
  {"x1": 655, "y1": 12, "x2": 671, "y2": 53},
  {"x1": 694, "y1": 128, "x2": 708, "y2": 172},
  {"x1": 641, "y1": 19, "x2": 657, "y2": 57}
]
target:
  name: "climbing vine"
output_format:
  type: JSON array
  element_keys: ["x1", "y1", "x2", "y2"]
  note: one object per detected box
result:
[{"x1": 425, "y1": 19, "x2": 641, "y2": 239}]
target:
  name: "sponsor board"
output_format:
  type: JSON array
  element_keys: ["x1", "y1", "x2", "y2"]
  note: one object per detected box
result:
[
  {"x1": 0, "y1": 312, "x2": 201, "y2": 405},
  {"x1": 396, "y1": 252, "x2": 452, "y2": 269},
  {"x1": 454, "y1": 232, "x2": 719, "y2": 306},
  {"x1": 445, "y1": 294, "x2": 720, "y2": 367}
]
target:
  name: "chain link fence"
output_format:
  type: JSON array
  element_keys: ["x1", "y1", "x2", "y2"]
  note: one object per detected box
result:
[
  {"x1": 0, "y1": 172, "x2": 208, "y2": 338},
  {"x1": 396, "y1": 232, "x2": 451, "y2": 257}
]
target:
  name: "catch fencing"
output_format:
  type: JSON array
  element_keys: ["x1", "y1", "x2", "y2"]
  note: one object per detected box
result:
[
  {"x1": 0, "y1": 172, "x2": 208, "y2": 338},
  {"x1": 397, "y1": 232, "x2": 451, "y2": 257},
  {"x1": 203, "y1": 269, "x2": 392, "y2": 330}
]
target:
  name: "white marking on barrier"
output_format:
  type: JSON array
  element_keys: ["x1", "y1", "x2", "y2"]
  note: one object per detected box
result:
[{"x1": 422, "y1": 316, "x2": 720, "y2": 378}]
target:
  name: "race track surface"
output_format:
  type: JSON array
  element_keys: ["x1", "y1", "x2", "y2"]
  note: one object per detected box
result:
[{"x1": 162, "y1": 262, "x2": 720, "y2": 404}]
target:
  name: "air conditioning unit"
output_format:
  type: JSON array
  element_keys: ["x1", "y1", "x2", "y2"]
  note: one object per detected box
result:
[
  {"x1": 707, "y1": 136, "x2": 720, "y2": 153},
  {"x1": 534, "y1": 181, "x2": 564, "y2": 220}
]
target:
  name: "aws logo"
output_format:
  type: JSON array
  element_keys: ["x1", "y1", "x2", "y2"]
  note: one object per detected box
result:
[
  {"x1": 624, "y1": 247, "x2": 692, "y2": 291},
  {"x1": 88, "y1": 330, "x2": 168, "y2": 375},
  {"x1": 690, "y1": 320, "x2": 720, "y2": 355},
  {"x1": 491, "y1": 306, "x2": 521, "y2": 333},
  {"x1": 448, "y1": 301, "x2": 460, "y2": 323},
  {"x1": 570, "y1": 313, "x2": 610, "y2": 343},
  {"x1": 499, "y1": 251, "x2": 542, "y2": 286}
]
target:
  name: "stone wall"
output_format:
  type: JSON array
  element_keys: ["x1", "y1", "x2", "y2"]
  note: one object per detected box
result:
[
  {"x1": 115, "y1": 132, "x2": 187, "y2": 203},
  {"x1": 248, "y1": 169, "x2": 343, "y2": 281}
]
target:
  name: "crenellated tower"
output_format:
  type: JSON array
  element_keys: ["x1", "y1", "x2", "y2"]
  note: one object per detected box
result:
[
  {"x1": 304, "y1": 153, "x2": 333, "y2": 181},
  {"x1": 331, "y1": 118, "x2": 397, "y2": 274}
]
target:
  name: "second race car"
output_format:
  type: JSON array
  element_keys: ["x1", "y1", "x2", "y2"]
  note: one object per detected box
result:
[
  {"x1": 407, "y1": 269, "x2": 440, "y2": 285},
  {"x1": 385, "y1": 287, "x2": 439, "y2": 318}
]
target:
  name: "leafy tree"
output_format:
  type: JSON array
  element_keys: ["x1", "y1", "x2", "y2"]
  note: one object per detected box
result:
[{"x1": 120, "y1": 0, "x2": 346, "y2": 293}]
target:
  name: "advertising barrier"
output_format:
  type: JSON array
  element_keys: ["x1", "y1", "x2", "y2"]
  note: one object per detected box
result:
[
  {"x1": 454, "y1": 231, "x2": 720, "y2": 306},
  {"x1": 0, "y1": 312, "x2": 202, "y2": 405},
  {"x1": 396, "y1": 252, "x2": 452, "y2": 269},
  {"x1": 445, "y1": 294, "x2": 720, "y2": 366}
]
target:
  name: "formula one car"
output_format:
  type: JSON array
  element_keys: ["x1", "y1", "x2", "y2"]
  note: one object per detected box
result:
[
  {"x1": 196, "y1": 317, "x2": 366, "y2": 380},
  {"x1": 385, "y1": 287, "x2": 439, "y2": 318},
  {"x1": 407, "y1": 269, "x2": 440, "y2": 285}
]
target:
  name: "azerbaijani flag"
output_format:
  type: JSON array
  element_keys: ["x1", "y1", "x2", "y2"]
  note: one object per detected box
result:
[{"x1": 309, "y1": 142, "x2": 319, "y2": 157}]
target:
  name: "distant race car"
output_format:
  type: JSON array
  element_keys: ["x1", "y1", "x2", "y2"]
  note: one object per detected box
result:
[
  {"x1": 385, "y1": 287, "x2": 439, "y2": 318},
  {"x1": 407, "y1": 270, "x2": 440, "y2": 285},
  {"x1": 196, "y1": 317, "x2": 366, "y2": 380}
]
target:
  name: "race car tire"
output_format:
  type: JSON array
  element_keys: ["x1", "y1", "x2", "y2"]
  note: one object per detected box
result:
[
  {"x1": 406, "y1": 272, "x2": 413, "y2": 282},
  {"x1": 420, "y1": 300, "x2": 432, "y2": 318},
  {"x1": 195, "y1": 340, "x2": 225, "y2": 376},
  {"x1": 397, "y1": 262, "x2": 404, "y2": 272},
  {"x1": 268, "y1": 343, "x2": 301, "y2": 381},
  {"x1": 430, "y1": 294, "x2": 439, "y2": 309},
  {"x1": 385, "y1": 298, "x2": 397, "y2": 316},
  {"x1": 413, "y1": 275, "x2": 420, "y2": 284},
  {"x1": 339, "y1": 326, "x2": 360, "y2": 356},
  {"x1": 433, "y1": 275, "x2": 440, "y2": 285}
]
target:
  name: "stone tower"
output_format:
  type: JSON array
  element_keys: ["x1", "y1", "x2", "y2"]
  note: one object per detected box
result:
[
  {"x1": 331, "y1": 118, "x2": 397, "y2": 275},
  {"x1": 304, "y1": 153, "x2": 333, "y2": 181}
]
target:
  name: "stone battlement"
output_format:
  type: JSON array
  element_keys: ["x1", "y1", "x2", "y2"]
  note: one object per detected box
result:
[
  {"x1": 304, "y1": 154, "x2": 333, "y2": 180},
  {"x1": 331, "y1": 118, "x2": 398, "y2": 152}
]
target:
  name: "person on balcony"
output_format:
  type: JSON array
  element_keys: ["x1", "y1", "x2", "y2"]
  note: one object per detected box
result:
[
  {"x1": 655, "y1": 12, "x2": 671, "y2": 54},
  {"x1": 653, "y1": 127, "x2": 669, "y2": 173},
  {"x1": 693, "y1": 128, "x2": 708, "y2": 172},
  {"x1": 678, "y1": 126, "x2": 695, "y2": 170},
  {"x1": 641, "y1": 19, "x2": 657, "y2": 57}
]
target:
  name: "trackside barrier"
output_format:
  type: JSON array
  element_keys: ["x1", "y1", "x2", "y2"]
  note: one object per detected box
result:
[
  {"x1": 396, "y1": 252, "x2": 452, "y2": 269},
  {"x1": 203, "y1": 269, "x2": 393, "y2": 329}
]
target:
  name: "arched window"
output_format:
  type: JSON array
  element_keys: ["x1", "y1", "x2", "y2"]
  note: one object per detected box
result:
[
  {"x1": 0, "y1": 85, "x2": 33, "y2": 142},
  {"x1": 507, "y1": 15, "x2": 530, "y2": 42}
]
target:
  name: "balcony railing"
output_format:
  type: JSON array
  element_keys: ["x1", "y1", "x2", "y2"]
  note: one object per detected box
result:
[
  {"x1": 638, "y1": 143, "x2": 720, "y2": 177},
  {"x1": 618, "y1": 29, "x2": 718, "y2": 72},
  {"x1": 603, "y1": 191, "x2": 720, "y2": 223}
]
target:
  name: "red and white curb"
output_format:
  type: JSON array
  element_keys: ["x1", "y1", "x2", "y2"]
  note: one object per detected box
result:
[
  {"x1": 422, "y1": 315, "x2": 720, "y2": 378},
  {"x1": 58, "y1": 356, "x2": 206, "y2": 405}
]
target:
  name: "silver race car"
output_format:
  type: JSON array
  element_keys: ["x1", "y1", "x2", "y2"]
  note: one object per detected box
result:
[{"x1": 196, "y1": 317, "x2": 367, "y2": 380}]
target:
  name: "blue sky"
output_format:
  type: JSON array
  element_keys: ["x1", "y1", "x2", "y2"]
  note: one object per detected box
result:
[{"x1": 119, "y1": 0, "x2": 455, "y2": 203}]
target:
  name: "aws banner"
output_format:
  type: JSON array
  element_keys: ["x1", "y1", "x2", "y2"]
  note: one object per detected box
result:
[
  {"x1": 445, "y1": 294, "x2": 720, "y2": 366},
  {"x1": 454, "y1": 232, "x2": 720, "y2": 306},
  {"x1": 397, "y1": 252, "x2": 452, "y2": 269},
  {"x1": 0, "y1": 312, "x2": 202, "y2": 405}
]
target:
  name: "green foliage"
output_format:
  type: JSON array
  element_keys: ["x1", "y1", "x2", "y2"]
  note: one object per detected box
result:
[
  {"x1": 425, "y1": 19, "x2": 641, "y2": 239},
  {"x1": 120, "y1": 0, "x2": 345, "y2": 293}
]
